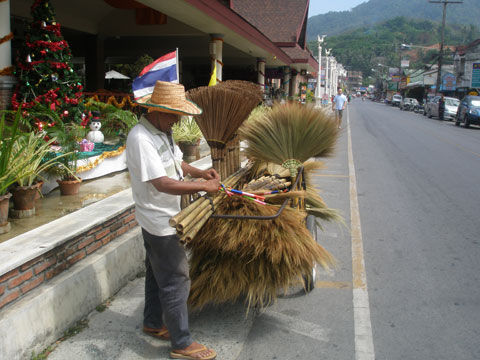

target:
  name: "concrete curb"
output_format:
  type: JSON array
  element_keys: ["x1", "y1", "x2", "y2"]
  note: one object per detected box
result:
[{"x1": 0, "y1": 227, "x2": 145, "y2": 360}]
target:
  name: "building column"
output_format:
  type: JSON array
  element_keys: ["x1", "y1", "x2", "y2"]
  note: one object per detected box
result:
[
  {"x1": 210, "y1": 34, "x2": 223, "y2": 83},
  {"x1": 85, "y1": 34, "x2": 105, "y2": 92},
  {"x1": 283, "y1": 66, "x2": 291, "y2": 97},
  {"x1": 290, "y1": 70, "x2": 297, "y2": 98},
  {"x1": 0, "y1": 0, "x2": 16, "y2": 110},
  {"x1": 257, "y1": 57, "x2": 265, "y2": 92}
]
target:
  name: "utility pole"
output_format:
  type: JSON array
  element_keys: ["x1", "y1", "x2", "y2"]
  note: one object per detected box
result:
[{"x1": 428, "y1": 0, "x2": 463, "y2": 94}]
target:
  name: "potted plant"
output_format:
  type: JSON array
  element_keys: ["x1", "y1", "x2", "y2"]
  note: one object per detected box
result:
[
  {"x1": 9, "y1": 132, "x2": 68, "y2": 216},
  {"x1": 0, "y1": 110, "x2": 33, "y2": 232},
  {"x1": 46, "y1": 122, "x2": 85, "y2": 195},
  {"x1": 172, "y1": 116, "x2": 203, "y2": 163}
]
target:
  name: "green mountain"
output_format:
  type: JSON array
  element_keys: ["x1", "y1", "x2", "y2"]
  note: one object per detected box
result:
[
  {"x1": 307, "y1": 0, "x2": 480, "y2": 38},
  {"x1": 307, "y1": 17, "x2": 480, "y2": 80}
]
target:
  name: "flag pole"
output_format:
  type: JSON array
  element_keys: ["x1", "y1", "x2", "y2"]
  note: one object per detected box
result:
[{"x1": 176, "y1": 48, "x2": 180, "y2": 83}]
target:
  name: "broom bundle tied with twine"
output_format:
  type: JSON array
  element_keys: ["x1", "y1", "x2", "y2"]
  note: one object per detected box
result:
[
  {"x1": 187, "y1": 196, "x2": 336, "y2": 310},
  {"x1": 186, "y1": 81, "x2": 262, "y2": 179}
]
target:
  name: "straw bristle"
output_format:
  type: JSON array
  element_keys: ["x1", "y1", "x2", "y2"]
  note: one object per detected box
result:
[
  {"x1": 187, "y1": 196, "x2": 336, "y2": 310},
  {"x1": 239, "y1": 103, "x2": 339, "y2": 165},
  {"x1": 186, "y1": 84, "x2": 262, "y2": 177}
]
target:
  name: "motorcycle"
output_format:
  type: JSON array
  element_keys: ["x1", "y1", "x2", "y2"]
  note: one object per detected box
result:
[{"x1": 414, "y1": 101, "x2": 425, "y2": 114}]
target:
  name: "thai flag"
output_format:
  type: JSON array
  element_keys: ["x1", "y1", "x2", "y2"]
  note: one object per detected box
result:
[{"x1": 132, "y1": 50, "x2": 179, "y2": 100}]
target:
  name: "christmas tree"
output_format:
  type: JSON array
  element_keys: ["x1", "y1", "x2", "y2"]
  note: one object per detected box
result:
[{"x1": 11, "y1": 0, "x2": 86, "y2": 128}]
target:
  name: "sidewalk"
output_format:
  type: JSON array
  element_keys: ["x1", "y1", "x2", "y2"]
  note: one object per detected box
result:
[{"x1": 47, "y1": 276, "x2": 255, "y2": 360}]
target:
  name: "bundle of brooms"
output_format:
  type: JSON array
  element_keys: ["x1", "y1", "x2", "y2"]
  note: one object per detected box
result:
[
  {"x1": 187, "y1": 196, "x2": 335, "y2": 310},
  {"x1": 186, "y1": 81, "x2": 262, "y2": 179},
  {"x1": 186, "y1": 103, "x2": 341, "y2": 310}
]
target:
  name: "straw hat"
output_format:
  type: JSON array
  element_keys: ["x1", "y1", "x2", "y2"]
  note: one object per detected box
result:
[{"x1": 135, "y1": 81, "x2": 202, "y2": 115}]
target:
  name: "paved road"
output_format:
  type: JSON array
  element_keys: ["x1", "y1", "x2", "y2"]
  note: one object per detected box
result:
[
  {"x1": 48, "y1": 100, "x2": 480, "y2": 359},
  {"x1": 348, "y1": 100, "x2": 480, "y2": 360}
]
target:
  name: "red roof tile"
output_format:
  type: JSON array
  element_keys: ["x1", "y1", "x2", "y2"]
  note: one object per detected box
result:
[{"x1": 231, "y1": 0, "x2": 309, "y2": 44}]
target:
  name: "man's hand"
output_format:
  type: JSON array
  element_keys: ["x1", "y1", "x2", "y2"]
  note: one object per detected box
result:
[
  {"x1": 203, "y1": 178, "x2": 220, "y2": 193},
  {"x1": 202, "y1": 168, "x2": 219, "y2": 181}
]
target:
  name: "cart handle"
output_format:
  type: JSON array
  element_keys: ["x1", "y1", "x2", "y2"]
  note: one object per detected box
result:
[{"x1": 211, "y1": 166, "x2": 304, "y2": 220}]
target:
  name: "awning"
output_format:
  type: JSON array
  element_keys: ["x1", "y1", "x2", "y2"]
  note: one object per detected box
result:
[
  {"x1": 105, "y1": 70, "x2": 130, "y2": 79},
  {"x1": 406, "y1": 81, "x2": 423, "y2": 89}
]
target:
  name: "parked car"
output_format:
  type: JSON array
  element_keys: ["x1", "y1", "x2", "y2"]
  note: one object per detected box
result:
[
  {"x1": 455, "y1": 95, "x2": 480, "y2": 128},
  {"x1": 391, "y1": 94, "x2": 402, "y2": 107},
  {"x1": 426, "y1": 96, "x2": 459, "y2": 120},
  {"x1": 400, "y1": 98, "x2": 419, "y2": 111}
]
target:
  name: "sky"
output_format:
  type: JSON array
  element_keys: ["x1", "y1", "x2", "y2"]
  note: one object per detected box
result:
[{"x1": 308, "y1": 0, "x2": 369, "y2": 17}]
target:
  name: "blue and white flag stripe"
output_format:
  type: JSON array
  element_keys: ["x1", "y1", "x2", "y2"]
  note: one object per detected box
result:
[{"x1": 132, "y1": 51, "x2": 178, "y2": 100}]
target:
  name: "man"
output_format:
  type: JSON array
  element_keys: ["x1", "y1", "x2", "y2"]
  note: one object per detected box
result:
[
  {"x1": 332, "y1": 87, "x2": 348, "y2": 128},
  {"x1": 438, "y1": 94, "x2": 445, "y2": 120},
  {"x1": 126, "y1": 80, "x2": 218, "y2": 360}
]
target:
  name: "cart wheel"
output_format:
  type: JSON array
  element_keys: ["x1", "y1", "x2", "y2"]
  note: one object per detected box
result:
[{"x1": 303, "y1": 215, "x2": 318, "y2": 293}]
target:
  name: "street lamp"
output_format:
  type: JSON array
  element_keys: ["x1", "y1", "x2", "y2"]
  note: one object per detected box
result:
[
  {"x1": 316, "y1": 35, "x2": 326, "y2": 105},
  {"x1": 325, "y1": 48, "x2": 331, "y2": 97}
]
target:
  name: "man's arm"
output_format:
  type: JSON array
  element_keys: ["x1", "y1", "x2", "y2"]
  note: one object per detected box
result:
[{"x1": 149, "y1": 175, "x2": 219, "y2": 195}]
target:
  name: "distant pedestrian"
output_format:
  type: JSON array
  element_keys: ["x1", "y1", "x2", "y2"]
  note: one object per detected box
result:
[
  {"x1": 332, "y1": 87, "x2": 348, "y2": 128},
  {"x1": 438, "y1": 94, "x2": 445, "y2": 120}
]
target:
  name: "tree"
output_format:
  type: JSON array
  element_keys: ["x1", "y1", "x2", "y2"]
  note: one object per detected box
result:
[{"x1": 11, "y1": 0, "x2": 85, "y2": 129}]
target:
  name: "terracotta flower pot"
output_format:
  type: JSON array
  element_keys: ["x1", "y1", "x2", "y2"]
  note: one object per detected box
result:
[
  {"x1": 12, "y1": 182, "x2": 42, "y2": 211},
  {"x1": 0, "y1": 192, "x2": 12, "y2": 227},
  {"x1": 181, "y1": 143, "x2": 199, "y2": 163},
  {"x1": 57, "y1": 178, "x2": 82, "y2": 196}
]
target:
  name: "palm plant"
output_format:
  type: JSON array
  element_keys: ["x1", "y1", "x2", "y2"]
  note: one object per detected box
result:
[
  {"x1": 0, "y1": 110, "x2": 33, "y2": 195},
  {"x1": 11, "y1": 132, "x2": 70, "y2": 187},
  {"x1": 45, "y1": 122, "x2": 85, "y2": 180},
  {"x1": 172, "y1": 116, "x2": 203, "y2": 145}
]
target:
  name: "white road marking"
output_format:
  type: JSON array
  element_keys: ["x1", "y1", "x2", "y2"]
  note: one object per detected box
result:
[
  {"x1": 347, "y1": 108, "x2": 376, "y2": 360},
  {"x1": 262, "y1": 310, "x2": 330, "y2": 342}
]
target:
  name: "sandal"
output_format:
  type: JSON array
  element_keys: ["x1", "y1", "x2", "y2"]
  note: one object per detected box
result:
[
  {"x1": 143, "y1": 325, "x2": 170, "y2": 340},
  {"x1": 170, "y1": 344, "x2": 217, "y2": 359}
]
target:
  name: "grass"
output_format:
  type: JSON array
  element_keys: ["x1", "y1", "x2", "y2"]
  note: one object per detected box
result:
[{"x1": 30, "y1": 318, "x2": 89, "y2": 360}]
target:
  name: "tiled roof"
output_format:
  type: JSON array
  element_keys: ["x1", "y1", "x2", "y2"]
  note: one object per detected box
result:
[
  {"x1": 231, "y1": 0, "x2": 309, "y2": 44},
  {"x1": 281, "y1": 44, "x2": 310, "y2": 61}
]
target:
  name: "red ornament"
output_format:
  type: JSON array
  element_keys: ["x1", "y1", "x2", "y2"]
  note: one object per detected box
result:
[{"x1": 63, "y1": 110, "x2": 69, "y2": 116}]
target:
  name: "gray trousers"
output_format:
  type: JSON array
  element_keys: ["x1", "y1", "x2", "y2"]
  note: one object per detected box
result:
[{"x1": 142, "y1": 229, "x2": 193, "y2": 349}]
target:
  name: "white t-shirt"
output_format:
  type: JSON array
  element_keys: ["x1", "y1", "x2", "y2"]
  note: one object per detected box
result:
[
  {"x1": 333, "y1": 94, "x2": 348, "y2": 110},
  {"x1": 126, "y1": 116, "x2": 184, "y2": 236}
]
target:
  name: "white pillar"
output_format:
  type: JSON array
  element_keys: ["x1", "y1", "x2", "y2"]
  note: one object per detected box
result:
[
  {"x1": 283, "y1": 66, "x2": 291, "y2": 97},
  {"x1": 209, "y1": 34, "x2": 223, "y2": 82},
  {"x1": 0, "y1": 0, "x2": 16, "y2": 110},
  {"x1": 257, "y1": 57, "x2": 265, "y2": 92}
]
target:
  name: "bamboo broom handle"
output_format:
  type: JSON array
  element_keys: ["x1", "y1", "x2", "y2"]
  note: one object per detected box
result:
[
  {"x1": 178, "y1": 204, "x2": 213, "y2": 235},
  {"x1": 183, "y1": 209, "x2": 214, "y2": 243},
  {"x1": 171, "y1": 162, "x2": 250, "y2": 227},
  {"x1": 177, "y1": 199, "x2": 213, "y2": 231},
  {"x1": 169, "y1": 197, "x2": 207, "y2": 227}
]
